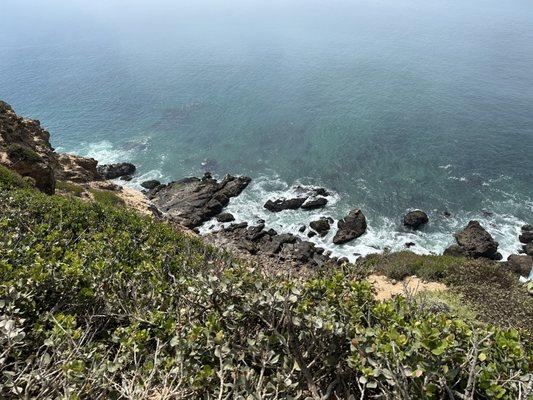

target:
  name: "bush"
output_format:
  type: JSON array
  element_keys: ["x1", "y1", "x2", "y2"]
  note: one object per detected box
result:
[
  {"x1": 88, "y1": 187, "x2": 125, "y2": 207},
  {"x1": 56, "y1": 180, "x2": 84, "y2": 197},
  {"x1": 6, "y1": 143, "x2": 42, "y2": 163},
  {"x1": 0, "y1": 164, "x2": 33, "y2": 189},
  {"x1": 0, "y1": 187, "x2": 531, "y2": 399},
  {"x1": 364, "y1": 251, "x2": 456, "y2": 281}
]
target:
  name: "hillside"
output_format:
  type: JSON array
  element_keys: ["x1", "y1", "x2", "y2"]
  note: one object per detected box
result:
[{"x1": 0, "y1": 163, "x2": 532, "y2": 399}]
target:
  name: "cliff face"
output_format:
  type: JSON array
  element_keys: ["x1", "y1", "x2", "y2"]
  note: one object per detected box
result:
[{"x1": 0, "y1": 101, "x2": 101, "y2": 193}]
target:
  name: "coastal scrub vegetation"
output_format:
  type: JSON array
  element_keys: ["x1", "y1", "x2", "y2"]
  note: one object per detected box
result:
[
  {"x1": 362, "y1": 252, "x2": 533, "y2": 331},
  {"x1": 0, "y1": 174, "x2": 531, "y2": 399}
]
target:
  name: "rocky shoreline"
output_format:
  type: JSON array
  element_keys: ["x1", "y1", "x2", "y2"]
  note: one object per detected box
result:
[{"x1": 1, "y1": 100, "x2": 532, "y2": 279}]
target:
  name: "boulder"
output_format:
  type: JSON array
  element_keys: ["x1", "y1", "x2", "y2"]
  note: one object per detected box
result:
[
  {"x1": 120, "y1": 175, "x2": 133, "y2": 181},
  {"x1": 403, "y1": 210, "x2": 429, "y2": 229},
  {"x1": 522, "y1": 224, "x2": 533, "y2": 232},
  {"x1": 141, "y1": 180, "x2": 161, "y2": 190},
  {"x1": 309, "y1": 217, "x2": 332, "y2": 236},
  {"x1": 301, "y1": 197, "x2": 328, "y2": 210},
  {"x1": 519, "y1": 231, "x2": 533, "y2": 244},
  {"x1": 298, "y1": 225, "x2": 306, "y2": 233},
  {"x1": 217, "y1": 212, "x2": 235, "y2": 223},
  {"x1": 333, "y1": 209, "x2": 367, "y2": 245},
  {"x1": 149, "y1": 174, "x2": 251, "y2": 228},
  {"x1": 264, "y1": 197, "x2": 307, "y2": 212},
  {"x1": 444, "y1": 220, "x2": 501, "y2": 260},
  {"x1": 97, "y1": 163, "x2": 136, "y2": 179},
  {"x1": 523, "y1": 243, "x2": 533, "y2": 257},
  {"x1": 292, "y1": 241, "x2": 316, "y2": 262},
  {"x1": 506, "y1": 255, "x2": 532, "y2": 277}
]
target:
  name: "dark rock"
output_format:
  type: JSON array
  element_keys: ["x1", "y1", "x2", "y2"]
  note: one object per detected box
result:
[
  {"x1": 506, "y1": 255, "x2": 532, "y2": 277},
  {"x1": 149, "y1": 174, "x2": 251, "y2": 228},
  {"x1": 333, "y1": 209, "x2": 367, "y2": 245},
  {"x1": 310, "y1": 217, "x2": 331, "y2": 236},
  {"x1": 519, "y1": 231, "x2": 533, "y2": 244},
  {"x1": 217, "y1": 213, "x2": 235, "y2": 223},
  {"x1": 403, "y1": 210, "x2": 429, "y2": 229},
  {"x1": 298, "y1": 225, "x2": 306, "y2": 233},
  {"x1": 481, "y1": 209, "x2": 493, "y2": 217},
  {"x1": 307, "y1": 231, "x2": 317, "y2": 238},
  {"x1": 141, "y1": 180, "x2": 161, "y2": 190},
  {"x1": 522, "y1": 224, "x2": 533, "y2": 232},
  {"x1": 523, "y1": 243, "x2": 533, "y2": 257},
  {"x1": 443, "y1": 220, "x2": 500, "y2": 260},
  {"x1": 120, "y1": 175, "x2": 133, "y2": 181},
  {"x1": 266, "y1": 228, "x2": 278, "y2": 237},
  {"x1": 337, "y1": 257, "x2": 349, "y2": 265},
  {"x1": 246, "y1": 224, "x2": 267, "y2": 242},
  {"x1": 97, "y1": 162, "x2": 136, "y2": 180},
  {"x1": 293, "y1": 241, "x2": 316, "y2": 262},
  {"x1": 405, "y1": 242, "x2": 416, "y2": 248},
  {"x1": 301, "y1": 197, "x2": 328, "y2": 210},
  {"x1": 264, "y1": 197, "x2": 307, "y2": 212},
  {"x1": 225, "y1": 222, "x2": 248, "y2": 232},
  {"x1": 442, "y1": 211, "x2": 452, "y2": 218}
]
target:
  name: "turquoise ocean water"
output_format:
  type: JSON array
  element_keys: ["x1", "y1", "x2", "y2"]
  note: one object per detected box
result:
[{"x1": 1, "y1": 0, "x2": 532, "y2": 260}]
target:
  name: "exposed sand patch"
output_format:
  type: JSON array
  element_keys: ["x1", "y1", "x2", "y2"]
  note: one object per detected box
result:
[
  {"x1": 368, "y1": 274, "x2": 447, "y2": 301},
  {"x1": 116, "y1": 186, "x2": 153, "y2": 215}
]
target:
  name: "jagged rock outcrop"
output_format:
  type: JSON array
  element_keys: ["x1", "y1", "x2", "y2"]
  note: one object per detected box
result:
[
  {"x1": 444, "y1": 220, "x2": 502, "y2": 260},
  {"x1": 264, "y1": 186, "x2": 330, "y2": 212},
  {"x1": 148, "y1": 172, "x2": 251, "y2": 228},
  {"x1": 310, "y1": 217, "x2": 332, "y2": 236},
  {"x1": 97, "y1": 162, "x2": 136, "y2": 180},
  {"x1": 205, "y1": 221, "x2": 344, "y2": 273},
  {"x1": 0, "y1": 101, "x2": 104, "y2": 193},
  {"x1": 333, "y1": 209, "x2": 367, "y2": 244},
  {"x1": 0, "y1": 101, "x2": 57, "y2": 193},
  {"x1": 55, "y1": 153, "x2": 101, "y2": 182},
  {"x1": 264, "y1": 197, "x2": 307, "y2": 212},
  {"x1": 403, "y1": 210, "x2": 429, "y2": 229}
]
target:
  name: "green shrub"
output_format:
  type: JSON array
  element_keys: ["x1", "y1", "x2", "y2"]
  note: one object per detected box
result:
[
  {"x1": 0, "y1": 164, "x2": 33, "y2": 189},
  {"x1": 359, "y1": 251, "x2": 533, "y2": 331},
  {"x1": 6, "y1": 143, "x2": 42, "y2": 163},
  {"x1": 88, "y1": 187, "x2": 125, "y2": 207},
  {"x1": 364, "y1": 251, "x2": 456, "y2": 281},
  {"x1": 56, "y1": 180, "x2": 84, "y2": 197},
  {"x1": 0, "y1": 187, "x2": 531, "y2": 399}
]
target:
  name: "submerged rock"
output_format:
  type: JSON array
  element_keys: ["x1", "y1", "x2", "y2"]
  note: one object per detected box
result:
[
  {"x1": 97, "y1": 162, "x2": 136, "y2": 179},
  {"x1": 403, "y1": 210, "x2": 429, "y2": 229},
  {"x1": 444, "y1": 220, "x2": 501, "y2": 260},
  {"x1": 149, "y1": 173, "x2": 251, "y2": 228},
  {"x1": 333, "y1": 209, "x2": 367, "y2": 245}
]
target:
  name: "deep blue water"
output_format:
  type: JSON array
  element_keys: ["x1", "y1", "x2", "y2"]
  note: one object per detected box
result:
[{"x1": 1, "y1": 0, "x2": 532, "y2": 259}]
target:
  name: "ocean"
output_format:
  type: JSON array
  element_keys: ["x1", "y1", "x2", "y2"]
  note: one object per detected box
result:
[{"x1": 1, "y1": 0, "x2": 532, "y2": 260}]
